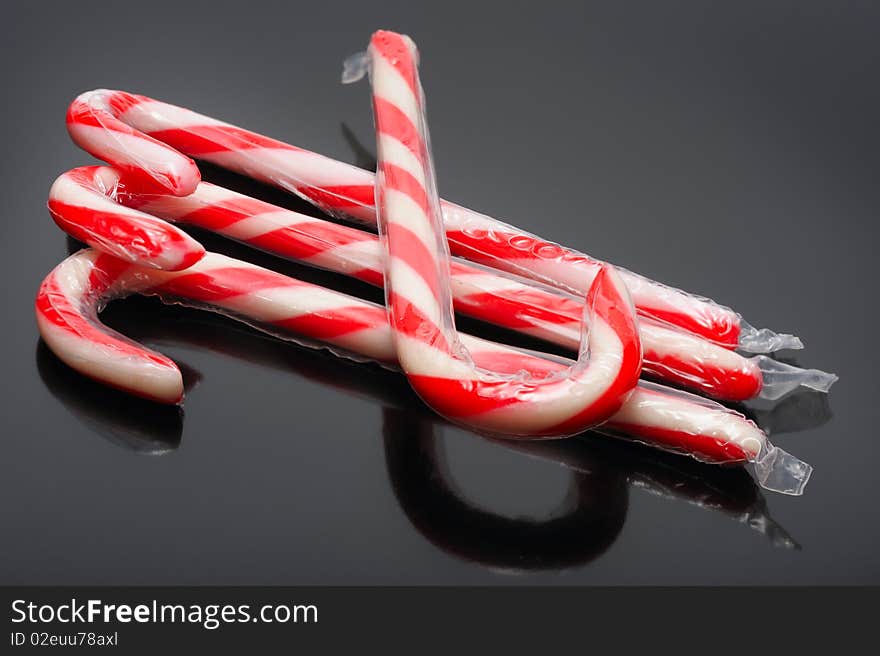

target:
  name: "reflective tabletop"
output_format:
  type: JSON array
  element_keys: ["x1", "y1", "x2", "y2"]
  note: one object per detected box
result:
[{"x1": 2, "y1": 1, "x2": 877, "y2": 584}]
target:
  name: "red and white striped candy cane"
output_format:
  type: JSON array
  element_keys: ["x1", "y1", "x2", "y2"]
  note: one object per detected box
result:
[
  {"x1": 35, "y1": 249, "x2": 810, "y2": 491},
  {"x1": 50, "y1": 165, "x2": 839, "y2": 402},
  {"x1": 366, "y1": 31, "x2": 645, "y2": 437},
  {"x1": 65, "y1": 88, "x2": 800, "y2": 352}
]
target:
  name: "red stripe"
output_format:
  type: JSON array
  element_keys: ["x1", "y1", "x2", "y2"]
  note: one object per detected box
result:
[
  {"x1": 350, "y1": 267, "x2": 384, "y2": 287},
  {"x1": 640, "y1": 307, "x2": 740, "y2": 348},
  {"x1": 386, "y1": 223, "x2": 441, "y2": 303},
  {"x1": 381, "y1": 162, "x2": 430, "y2": 215},
  {"x1": 294, "y1": 184, "x2": 376, "y2": 213},
  {"x1": 542, "y1": 359, "x2": 637, "y2": 436},
  {"x1": 605, "y1": 421, "x2": 749, "y2": 463},
  {"x1": 273, "y1": 305, "x2": 386, "y2": 340},
  {"x1": 150, "y1": 267, "x2": 300, "y2": 302},
  {"x1": 248, "y1": 223, "x2": 374, "y2": 261},
  {"x1": 387, "y1": 292, "x2": 449, "y2": 353},
  {"x1": 373, "y1": 96, "x2": 424, "y2": 163},
  {"x1": 406, "y1": 374, "x2": 522, "y2": 418},
  {"x1": 175, "y1": 194, "x2": 279, "y2": 230},
  {"x1": 147, "y1": 125, "x2": 301, "y2": 157},
  {"x1": 49, "y1": 200, "x2": 165, "y2": 260},
  {"x1": 444, "y1": 227, "x2": 571, "y2": 269},
  {"x1": 371, "y1": 31, "x2": 420, "y2": 96},
  {"x1": 89, "y1": 253, "x2": 132, "y2": 288},
  {"x1": 642, "y1": 348, "x2": 762, "y2": 401},
  {"x1": 104, "y1": 90, "x2": 147, "y2": 117}
]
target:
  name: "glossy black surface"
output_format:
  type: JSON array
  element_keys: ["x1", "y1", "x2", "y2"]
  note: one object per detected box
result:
[{"x1": 2, "y1": 1, "x2": 878, "y2": 584}]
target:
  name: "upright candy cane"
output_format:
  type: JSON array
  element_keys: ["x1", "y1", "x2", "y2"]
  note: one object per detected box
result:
[
  {"x1": 367, "y1": 31, "x2": 644, "y2": 437},
  {"x1": 35, "y1": 249, "x2": 810, "y2": 492},
  {"x1": 65, "y1": 88, "x2": 799, "y2": 352}
]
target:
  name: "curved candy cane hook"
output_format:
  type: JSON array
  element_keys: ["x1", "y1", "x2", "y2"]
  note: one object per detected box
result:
[
  {"x1": 67, "y1": 90, "x2": 202, "y2": 197},
  {"x1": 48, "y1": 166, "x2": 205, "y2": 271}
]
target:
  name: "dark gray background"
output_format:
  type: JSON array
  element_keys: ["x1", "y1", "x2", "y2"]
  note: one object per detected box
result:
[{"x1": 1, "y1": 1, "x2": 877, "y2": 584}]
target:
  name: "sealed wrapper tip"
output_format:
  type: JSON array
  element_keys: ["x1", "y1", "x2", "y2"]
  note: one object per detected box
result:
[
  {"x1": 755, "y1": 355, "x2": 838, "y2": 401},
  {"x1": 739, "y1": 320, "x2": 804, "y2": 353},
  {"x1": 341, "y1": 51, "x2": 369, "y2": 84},
  {"x1": 754, "y1": 444, "x2": 813, "y2": 496}
]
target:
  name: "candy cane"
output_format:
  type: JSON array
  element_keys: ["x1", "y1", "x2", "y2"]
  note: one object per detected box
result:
[
  {"x1": 66, "y1": 89, "x2": 800, "y2": 352},
  {"x1": 357, "y1": 31, "x2": 640, "y2": 436},
  {"x1": 50, "y1": 165, "x2": 837, "y2": 402},
  {"x1": 35, "y1": 249, "x2": 809, "y2": 491}
]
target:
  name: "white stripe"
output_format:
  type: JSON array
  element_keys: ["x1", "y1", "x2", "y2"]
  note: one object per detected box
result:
[
  {"x1": 70, "y1": 124, "x2": 185, "y2": 174},
  {"x1": 388, "y1": 257, "x2": 442, "y2": 327},
  {"x1": 448, "y1": 272, "x2": 529, "y2": 295},
  {"x1": 331, "y1": 325, "x2": 396, "y2": 363},
  {"x1": 641, "y1": 321, "x2": 751, "y2": 372},
  {"x1": 307, "y1": 239, "x2": 382, "y2": 273},
  {"x1": 377, "y1": 133, "x2": 424, "y2": 182},
  {"x1": 218, "y1": 210, "x2": 313, "y2": 241},
  {"x1": 120, "y1": 100, "x2": 230, "y2": 133},
  {"x1": 50, "y1": 173, "x2": 128, "y2": 214},
  {"x1": 212, "y1": 285, "x2": 357, "y2": 323},
  {"x1": 395, "y1": 334, "x2": 477, "y2": 380},
  {"x1": 384, "y1": 189, "x2": 436, "y2": 247},
  {"x1": 207, "y1": 148, "x2": 374, "y2": 190},
  {"x1": 370, "y1": 53, "x2": 421, "y2": 128}
]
